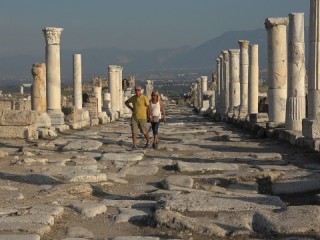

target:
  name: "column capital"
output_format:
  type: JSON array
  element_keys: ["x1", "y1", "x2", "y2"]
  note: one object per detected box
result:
[
  {"x1": 42, "y1": 27, "x2": 63, "y2": 45},
  {"x1": 238, "y1": 40, "x2": 250, "y2": 49},
  {"x1": 265, "y1": 17, "x2": 288, "y2": 30},
  {"x1": 216, "y1": 58, "x2": 221, "y2": 63},
  {"x1": 108, "y1": 65, "x2": 118, "y2": 72},
  {"x1": 222, "y1": 50, "x2": 229, "y2": 61},
  {"x1": 228, "y1": 49, "x2": 240, "y2": 55}
]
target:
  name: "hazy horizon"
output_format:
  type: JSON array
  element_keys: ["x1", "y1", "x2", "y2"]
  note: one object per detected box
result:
[{"x1": 0, "y1": 0, "x2": 309, "y2": 57}]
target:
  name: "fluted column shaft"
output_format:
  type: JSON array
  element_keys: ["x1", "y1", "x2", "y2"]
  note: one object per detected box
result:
[
  {"x1": 248, "y1": 44, "x2": 259, "y2": 114},
  {"x1": 265, "y1": 17, "x2": 288, "y2": 124},
  {"x1": 286, "y1": 13, "x2": 306, "y2": 131}
]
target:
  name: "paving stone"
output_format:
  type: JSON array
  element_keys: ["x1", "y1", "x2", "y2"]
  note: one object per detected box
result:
[
  {"x1": 0, "y1": 234, "x2": 40, "y2": 240},
  {"x1": 177, "y1": 161, "x2": 241, "y2": 172},
  {"x1": 28, "y1": 205, "x2": 64, "y2": 216},
  {"x1": 100, "y1": 152, "x2": 144, "y2": 162},
  {"x1": 0, "y1": 208, "x2": 18, "y2": 216},
  {"x1": 0, "y1": 222, "x2": 51, "y2": 235},
  {"x1": 111, "y1": 237, "x2": 160, "y2": 240},
  {"x1": 160, "y1": 191, "x2": 286, "y2": 212},
  {"x1": 101, "y1": 199, "x2": 156, "y2": 208},
  {"x1": 0, "y1": 192, "x2": 24, "y2": 201},
  {"x1": 114, "y1": 208, "x2": 152, "y2": 223},
  {"x1": 248, "y1": 152, "x2": 282, "y2": 160},
  {"x1": 162, "y1": 175, "x2": 194, "y2": 190},
  {"x1": 69, "y1": 202, "x2": 107, "y2": 218},
  {"x1": 272, "y1": 177, "x2": 320, "y2": 195},
  {"x1": 0, "y1": 215, "x2": 54, "y2": 225},
  {"x1": 253, "y1": 206, "x2": 320, "y2": 237},
  {"x1": 67, "y1": 226, "x2": 94, "y2": 238},
  {"x1": 63, "y1": 139, "x2": 103, "y2": 151},
  {"x1": 119, "y1": 165, "x2": 159, "y2": 176}
]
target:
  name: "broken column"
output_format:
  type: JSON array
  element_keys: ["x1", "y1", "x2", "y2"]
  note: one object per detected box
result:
[
  {"x1": 31, "y1": 63, "x2": 46, "y2": 112},
  {"x1": 286, "y1": 13, "x2": 306, "y2": 131},
  {"x1": 42, "y1": 27, "x2": 66, "y2": 126},
  {"x1": 265, "y1": 18, "x2": 288, "y2": 127},
  {"x1": 200, "y1": 76, "x2": 209, "y2": 112},
  {"x1": 238, "y1": 40, "x2": 250, "y2": 119},
  {"x1": 228, "y1": 49, "x2": 240, "y2": 117}
]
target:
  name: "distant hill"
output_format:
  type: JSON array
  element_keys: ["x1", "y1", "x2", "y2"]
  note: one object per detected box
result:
[{"x1": 0, "y1": 27, "x2": 310, "y2": 84}]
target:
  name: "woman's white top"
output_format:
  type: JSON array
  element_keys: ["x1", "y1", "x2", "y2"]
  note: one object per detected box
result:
[{"x1": 151, "y1": 101, "x2": 161, "y2": 119}]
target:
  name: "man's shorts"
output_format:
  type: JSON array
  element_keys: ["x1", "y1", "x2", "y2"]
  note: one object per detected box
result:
[{"x1": 131, "y1": 118, "x2": 149, "y2": 134}]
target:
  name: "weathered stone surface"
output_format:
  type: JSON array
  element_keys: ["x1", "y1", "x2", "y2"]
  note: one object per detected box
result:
[
  {"x1": 114, "y1": 208, "x2": 152, "y2": 223},
  {"x1": 120, "y1": 165, "x2": 159, "y2": 176},
  {"x1": 177, "y1": 161, "x2": 240, "y2": 172},
  {"x1": 160, "y1": 192, "x2": 286, "y2": 212},
  {"x1": 112, "y1": 237, "x2": 160, "y2": 240},
  {"x1": 253, "y1": 206, "x2": 320, "y2": 236},
  {"x1": 67, "y1": 226, "x2": 94, "y2": 238},
  {"x1": 0, "y1": 215, "x2": 54, "y2": 226},
  {"x1": 248, "y1": 152, "x2": 282, "y2": 160},
  {"x1": 28, "y1": 205, "x2": 64, "y2": 217},
  {"x1": 0, "y1": 222, "x2": 51, "y2": 235},
  {"x1": 100, "y1": 152, "x2": 144, "y2": 162},
  {"x1": 272, "y1": 177, "x2": 320, "y2": 195},
  {"x1": 101, "y1": 199, "x2": 156, "y2": 209},
  {"x1": 63, "y1": 140, "x2": 103, "y2": 151},
  {"x1": 162, "y1": 175, "x2": 194, "y2": 190},
  {"x1": 0, "y1": 110, "x2": 37, "y2": 126},
  {"x1": 0, "y1": 125, "x2": 37, "y2": 139},
  {"x1": 69, "y1": 202, "x2": 107, "y2": 218},
  {"x1": 0, "y1": 192, "x2": 24, "y2": 201},
  {"x1": 0, "y1": 234, "x2": 40, "y2": 240}
]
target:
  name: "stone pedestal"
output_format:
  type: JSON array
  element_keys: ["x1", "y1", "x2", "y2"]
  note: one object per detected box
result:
[
  {"x1": 31, "y1": 63, "x2": 46, "y2": 112},
  {"x1": 265, "y1": 18, "x2": 288, "y2": 126}
]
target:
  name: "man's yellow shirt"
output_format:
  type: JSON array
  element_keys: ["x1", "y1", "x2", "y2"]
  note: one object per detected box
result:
[{"x1": 127, "y1": 94, "x2": 149, "y2": 119}]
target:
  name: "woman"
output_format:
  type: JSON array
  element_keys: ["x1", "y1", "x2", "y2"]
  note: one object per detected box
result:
[{"x1": 148, "y1": 90, "x2": 166, "y2": 149}]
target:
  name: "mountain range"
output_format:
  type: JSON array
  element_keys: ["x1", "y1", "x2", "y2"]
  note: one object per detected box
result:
[{"x1": 0, "y1": 27, "x2": 309, "y2": 84}]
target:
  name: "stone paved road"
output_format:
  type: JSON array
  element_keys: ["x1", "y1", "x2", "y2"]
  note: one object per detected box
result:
[{"x1": 0, "y1": 103, "x2": 319, "y2": 240}]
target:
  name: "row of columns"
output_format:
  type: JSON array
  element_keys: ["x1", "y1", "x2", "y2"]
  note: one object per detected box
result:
[
  {"x1": 37, "y1": 27, "x2": 127, "y2": 127},
  {"x1": 208, "y1": 1, "x2": 320, "y2": 142}
]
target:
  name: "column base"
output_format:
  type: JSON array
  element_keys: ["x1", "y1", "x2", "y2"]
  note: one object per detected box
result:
[
  {"x1": 302, "y1": 118, "x2": 320, "y2": 139},
  {"x1": 47, "y1": 110, "x2": 65, "y2": 125},
  {"x1": 267, "y1": 121, "x2": 285, "y2": 129}
]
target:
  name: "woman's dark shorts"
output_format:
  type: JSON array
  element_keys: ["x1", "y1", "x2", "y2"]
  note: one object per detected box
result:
[{"x1": 151, "y1": 121, "x2": 160, "y2": 135}]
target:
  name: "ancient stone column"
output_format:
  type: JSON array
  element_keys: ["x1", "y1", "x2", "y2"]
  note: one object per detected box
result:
[
  {"x1": 215, "y1": 58, "x2": 221, "y2": 113},
  {"x1": 196, "y1": 78, "x2": 202, "y2": 110},
  {"x1": 108, "y1": 65, "x2": 119, "y2": 117},
  {"x1": 228, "y1": 49, "x2": 241, "y2": 115},
  {"x1": 118, "y1": 66, "x2": 123, "y2": 115},
  {"x1": 303, "y1": 0, "x2": 320, "y2": 138},
  {"x1": 73, "y1": 54, "x2": 82, "y2": 110},
  {"x1": 201, "y1": 76, "x2": 208, "y2": 93},
  {"x1": 238, "y1": 40, "x2": 250, "y2": 118},
  {"x1": 265, "y1": 18, "x2": 288, "y2": 126},
  {"x1": 219, "y1": 55, "x2": 225, "y2": 114},
  {"x1": 145, "y1": 80, "x2": 154, "y2": 100},
  {"x1": 31, "y1": 63, "x2": 46, "y2": 112},
  {"x1": 94, "y1": 86, "x2": 102, "y2": 113},
  {"x1": 248, "y1": 44, "x2": 259, "y2": 115},
  {"x1": 222, "y1": 50, "x2": 230, "y2": 115},
  {"x1": 286, "y1": 13, "x2": 306, "y2": 131},
  {"x1": 42, "y1": 27, "x2": 65, "y2": 125}
]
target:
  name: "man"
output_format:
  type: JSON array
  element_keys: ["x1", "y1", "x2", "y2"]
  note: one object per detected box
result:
[{"x1": 125, "y1": 85, "x2": 150, "y2": 150}]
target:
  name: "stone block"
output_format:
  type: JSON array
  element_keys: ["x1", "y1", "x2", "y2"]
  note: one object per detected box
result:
[
  {"x1": 90, "y1": 119, "x2": 99, "y2": 126},
  {"x1": 35, "y1": 112, "x2": 51, "y2": 128},
  {"x1": 302, "y1": 118, "x2": 320, "y2": 139},
  {"x1": 47, "y1": 111, "x2": 65, "y2": 125},
  {"x1": 0, "y1": 125, "x2": 38, "y2": 139},
  {"x1": 0, "y1": 110, "x2": 37, "y2": 126},
  {"x1": 249, "y1": 113, "x2": 269, "y2": 123}
]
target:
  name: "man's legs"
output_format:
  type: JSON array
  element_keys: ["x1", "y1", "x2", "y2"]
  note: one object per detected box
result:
[{"x1": 131, "y1": 118, "x2": 139, "y2": 149}]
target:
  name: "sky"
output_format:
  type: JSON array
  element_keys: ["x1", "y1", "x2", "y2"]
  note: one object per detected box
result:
[{"x1": 0, "y1": 0, "x2": 309, "y2": 57}]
